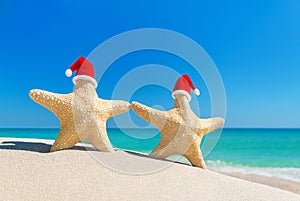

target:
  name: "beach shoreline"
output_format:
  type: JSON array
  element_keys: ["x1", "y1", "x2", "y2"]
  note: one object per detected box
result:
[
  {"x1": 1, "y1": 137, "x2": 300, "y2": 200},
  {"x1": 223, "y1": 172, "x2": 300, "y2": 195}
]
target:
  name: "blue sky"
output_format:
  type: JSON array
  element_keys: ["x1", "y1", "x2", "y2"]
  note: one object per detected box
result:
[{"x1": 0, "y1": 0, "x2": 299, "y2": 128}]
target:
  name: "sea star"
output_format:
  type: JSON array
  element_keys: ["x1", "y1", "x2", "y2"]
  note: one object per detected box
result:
[
  {"x1": 29, "y1": 79, "x2": 130, "y2": 152},
  {"x1": 131, "y1": 94, "x2": 224, "y2": 169}
]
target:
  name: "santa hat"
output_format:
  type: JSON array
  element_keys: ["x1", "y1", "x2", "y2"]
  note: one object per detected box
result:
[
  {"x1": 172, "y1": 74, "x2": 200, "y2": 101},
  {"x1": 65, "y1": 56, "x2": 98, "y2": 88}
]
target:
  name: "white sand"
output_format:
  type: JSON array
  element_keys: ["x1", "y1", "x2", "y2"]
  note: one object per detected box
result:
[
  {"x1": 224, "y1": 172, "x2": 300, "y2": 195},
  {"x1": 1, "y1": 138, "x2": 300, "y2": 201}
]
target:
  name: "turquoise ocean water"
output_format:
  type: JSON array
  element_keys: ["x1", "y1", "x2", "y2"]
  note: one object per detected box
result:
[{"x1": 1, "y1": 128, "x2": 300, "y2": 182}]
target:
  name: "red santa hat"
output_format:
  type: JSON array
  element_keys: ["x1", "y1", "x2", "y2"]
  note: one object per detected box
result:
[
  {"x1": 172, "y1": 74, "x2": 200, "y2": 101},
  {"x1": 65, "y1": 56, "x2": 98, "y2": 88}
]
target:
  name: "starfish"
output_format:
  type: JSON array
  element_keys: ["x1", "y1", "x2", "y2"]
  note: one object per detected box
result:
[
  {"x1": 131, "y1": 94, "x2": 224, "y2": 169},
  {"x1": 29, "y1": 79, "x2": 130, "y2": 152}
]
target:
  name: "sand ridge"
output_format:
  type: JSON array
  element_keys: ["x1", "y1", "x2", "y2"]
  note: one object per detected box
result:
[{"x1": 1, "y1": 138, "x2": 300, "y2": 201}]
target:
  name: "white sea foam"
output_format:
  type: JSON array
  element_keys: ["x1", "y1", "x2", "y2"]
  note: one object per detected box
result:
[{"x1": 207, "y1": 160, "x2": 300, "y2": 183}]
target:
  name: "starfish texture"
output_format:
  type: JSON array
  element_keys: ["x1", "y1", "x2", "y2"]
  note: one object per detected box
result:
[
  {"x1": 29, "y1": 80, "x2": 130, "y2": 152},
  {"x1": 131, "y1": 94, "x2": 224, "y2": 169}
]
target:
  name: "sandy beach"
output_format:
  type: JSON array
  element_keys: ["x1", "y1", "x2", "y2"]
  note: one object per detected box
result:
[
  {"x1": 1, "y1": 138, "x2": 300, "y2": 201},
  {"x1": 224, "y1": 172, "x2": 300, "y2": 195}
]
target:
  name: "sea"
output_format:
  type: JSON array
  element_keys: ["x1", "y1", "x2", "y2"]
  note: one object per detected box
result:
[{"x1": 1, "y1": 128, "x2": 299, "y2": 182}]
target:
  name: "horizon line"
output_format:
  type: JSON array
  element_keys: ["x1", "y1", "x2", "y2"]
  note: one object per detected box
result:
[{"x1": 0, "y1": 127, "x2": 300, "y2": 130}]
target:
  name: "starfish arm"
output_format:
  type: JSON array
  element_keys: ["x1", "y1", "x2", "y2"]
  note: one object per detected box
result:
[
  {"x1": 131, "y1": 102, "x2": 168, "y2": 129},
  {"x1": 87, "y1": 122, "x2": 114, "y2": 152},
  {"x1": 149, "y1": 133, "x2": 173, "y2": 158},
  {"x1": 99, "y1": 99, "x2": 130, "y2": 119},
  {"x1": 173, "y1": 95, "x2": 193, "y2": 118},
  {"x1": 197, "y1": 117, "x2": 225, "y2": 136},
  {"x1": 50, "y1": 124, "x2": 80, "y2": 152},
  {"x1": 183, "y1": 142, "x2": 207, "y2": 169},
  {"x1": 150, "y1": 148, "x2": 172, "y2": 159},
  {"x1": 29, "y1": 89, "x2": 71, "y2": 119}
]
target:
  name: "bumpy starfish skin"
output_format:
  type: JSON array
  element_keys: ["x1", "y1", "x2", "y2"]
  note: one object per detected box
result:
[
  {"x1": 131, "y1": 94, "x2": 224, "y2": 169},
  {"x1": 29, "y1": 80, "x2": 130, "y2": 152}
]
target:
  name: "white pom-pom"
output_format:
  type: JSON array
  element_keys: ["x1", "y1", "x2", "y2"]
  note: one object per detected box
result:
[
  {"x1": 65, "y1": 69, "x2": 72, "y2": 77},
  {"x1": 194, "y1": 88, "x2": 200, "y2": 96}
]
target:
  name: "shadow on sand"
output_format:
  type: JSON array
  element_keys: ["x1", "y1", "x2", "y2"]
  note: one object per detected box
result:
[
  {"x1": 0, "y1": 140, "x2": 190, "y2": 166},
  {"x1": 0, "y1": 141, "x2": 91, "y2": 153}
]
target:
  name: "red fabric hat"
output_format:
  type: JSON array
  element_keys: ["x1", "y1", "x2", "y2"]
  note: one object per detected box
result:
[
  {"x1": 65, "y1": 56, "x2": 98, "y2": 88},
  {"x1": 172, "y1": 74, "x2": 200, "y2": 101}
]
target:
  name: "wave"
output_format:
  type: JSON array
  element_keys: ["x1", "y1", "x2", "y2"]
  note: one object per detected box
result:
[{"x1": 206, "y1": 160, "x2": 300, "y2": 183}]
